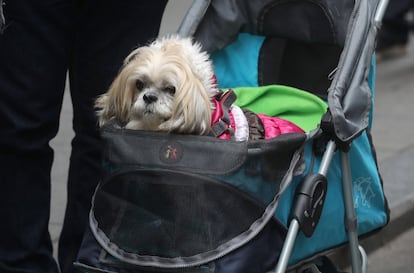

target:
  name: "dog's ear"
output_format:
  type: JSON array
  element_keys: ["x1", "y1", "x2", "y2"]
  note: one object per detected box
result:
[
  {"x1": 124, "y1": 47, "x2": 143, "y2": 66},
  {"x1": 95, "y1": 93, "x2": 112, "y2": 126},
  {"x1": 189, "y1": 84, "x2": 213, "y2": 134},
  {"x1": 158, "y1": 37, "x2": 216, "y2": 134},
  {"x1": 166, "y1": 78, "x2": 212, "y2": 134},
  {"x1": 95, "y1": 71, "x2": 132, "y2": 127}
]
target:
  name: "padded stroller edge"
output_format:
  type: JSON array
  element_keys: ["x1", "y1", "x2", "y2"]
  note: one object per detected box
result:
[{"x1": 76, "y1": 127, "x2": 307, "y2": 273}]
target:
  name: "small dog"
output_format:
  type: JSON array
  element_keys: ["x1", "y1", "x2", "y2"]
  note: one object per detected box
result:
[
  {"x1": 95, "y1": 36, "x2": 217, "y2": 134},
  {"x1": 96, "y1": 36, "x2": 304, "y2": 140}
]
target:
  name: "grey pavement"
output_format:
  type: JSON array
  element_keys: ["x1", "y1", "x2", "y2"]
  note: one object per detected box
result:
[{"x1": 49, "y1": 0, "x2": 414, "y2": 271}]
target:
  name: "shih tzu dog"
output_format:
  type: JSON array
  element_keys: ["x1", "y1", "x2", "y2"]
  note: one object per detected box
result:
[
  {"x1": 96, "y1": 36, "x2": 304, "y2": 141},
  {"x1": 95, "y1": 36, "x2": 217, "y2": 135}
]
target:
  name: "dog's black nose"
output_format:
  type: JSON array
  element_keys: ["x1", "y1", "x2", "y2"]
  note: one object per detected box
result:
[{"x1": 143, "y1": 94, "x2": 158, "y2": 104}]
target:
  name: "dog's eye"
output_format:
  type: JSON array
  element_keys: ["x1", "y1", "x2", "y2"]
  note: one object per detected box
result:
[
  {"x1": 164, "y1": 86, "x2": 176, "y2": 95},
  {"x1": 135, "y1": 80, "x2": 144, "y2": 90}
]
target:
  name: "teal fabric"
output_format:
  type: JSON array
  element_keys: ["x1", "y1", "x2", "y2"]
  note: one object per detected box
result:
[
  {"x1": 276, "y1": 131, "x2": 388, "y2": 264},
  {"x1": 211, "y1": 33, "x2": 264, "y2": 88},
  {"x1": 212, "y1": 32, "x2": 387, "y2": 265}
]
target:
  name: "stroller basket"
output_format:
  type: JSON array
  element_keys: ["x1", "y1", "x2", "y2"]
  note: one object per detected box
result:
[{"x1": 88, "y1": 128, "x2": 305, "y2": 269}]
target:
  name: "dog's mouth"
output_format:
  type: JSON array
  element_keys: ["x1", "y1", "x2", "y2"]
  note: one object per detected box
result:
[
  {"x1": 142, "y1": 103, "x2": 158, "y2": 116},
  {"x1": 142, "y1": 109, "x2": 170, "y2": 123},
  {"x1": 143, "y1": 109, "x2": 154, "y2": 116}
]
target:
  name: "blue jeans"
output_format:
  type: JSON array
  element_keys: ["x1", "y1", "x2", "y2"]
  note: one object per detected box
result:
[{"x1": 0, "y1": 1, "x2": 167, "y2": 272}]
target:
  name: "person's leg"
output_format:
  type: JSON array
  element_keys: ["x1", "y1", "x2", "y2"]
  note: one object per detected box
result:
[
  {"x1": 382, "y1": 0, "x2": 414, "y2": 28},
  {"x1": 58, "y1": 1, "x2": 168, "y2": 272},
  {"x1": 0, "y1": 1, "x2": 73, "y2": 272},
  {"x1": 377, "y1": 0, "x2": 414, "y2": 55}
]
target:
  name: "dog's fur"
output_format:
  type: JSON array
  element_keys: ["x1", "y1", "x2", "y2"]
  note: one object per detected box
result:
[{"x1": 95, "y1": 36, "x2": 217, "y2": 134}]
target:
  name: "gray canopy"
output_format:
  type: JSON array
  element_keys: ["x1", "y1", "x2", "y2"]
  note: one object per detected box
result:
[{"x1": 179, "y1": 0, "x2": 386, "y2": 143}]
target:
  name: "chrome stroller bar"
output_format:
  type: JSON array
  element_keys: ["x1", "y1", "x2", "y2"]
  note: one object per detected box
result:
[
  {"x1": 273, "y1": 219, "x2": 299, "y2": 273},
  {"x1": 273, "y1": 141, "x2": 336, "y2": 273},
  {"x1": 340, "y1": 151, "x2": 367, "y2": 273},
  {"x1": 318, "y1": 141, "x2": 336, "y2": 177},
  {"x1": 273, "y1": 140, "x2": 368, "y2": 273},
  {"x1": 0, "y1": 0, "x2": 5, "y2": 33},
  {"x1": 374, "y1": 0, "x2": 389, "y2": 26}
]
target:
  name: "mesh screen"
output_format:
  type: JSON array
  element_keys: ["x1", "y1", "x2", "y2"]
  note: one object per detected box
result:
[{"x1": 92, "y1": 170, "x2": 268, "y2": 260}]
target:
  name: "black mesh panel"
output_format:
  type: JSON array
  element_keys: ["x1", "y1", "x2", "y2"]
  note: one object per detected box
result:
[{"x1": 92, "y1": 170, "x2": 270, "y2": 260}]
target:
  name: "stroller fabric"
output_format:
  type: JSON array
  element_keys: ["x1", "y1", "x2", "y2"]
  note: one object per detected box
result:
[
  {"x1": 232, "y1": 85, "x2": 328, "y2": 132},
  {"x1": 193, "y1": 0, "x2": 353, "y2": 52},
  {"x1": 212, "y1": 34, "x2": 389, "y2": 265},
  {"x1": 76, "y1": 125, "x2": 306, "y2": 272},
  {"x1": 275, "y1": 132, "x2": 389, "y2": 264},
  {"x1": 212, "y1": 33, "x2": 342, "y2": 99},
  {"x1": 195, "y1": 0, "x2": 377, "y2": 142},
  {"x1": 210, "y1": 88, "x2": 306, "y2": 140}
]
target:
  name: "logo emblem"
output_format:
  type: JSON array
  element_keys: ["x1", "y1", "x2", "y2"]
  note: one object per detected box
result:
[
  {"x1": 160, "y1": 141, "x2": 183, "y2": 164},
  {"x1": 353, "y1": 177, "x2": 376, "y2": 208}
]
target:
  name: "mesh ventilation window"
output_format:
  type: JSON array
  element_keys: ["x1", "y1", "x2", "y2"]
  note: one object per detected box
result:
[{"x1": 91, "y1": 170, "x2": 272, "y2": 262}]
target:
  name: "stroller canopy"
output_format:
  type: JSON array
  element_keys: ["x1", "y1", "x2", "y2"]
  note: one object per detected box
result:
[{"x1": 180, "y1": 0, "x2": 382, "y2": 143}]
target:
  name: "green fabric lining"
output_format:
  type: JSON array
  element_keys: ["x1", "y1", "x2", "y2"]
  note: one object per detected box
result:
[{"x1": 232, "y1": 85, "x2": 327, "y2": 132}]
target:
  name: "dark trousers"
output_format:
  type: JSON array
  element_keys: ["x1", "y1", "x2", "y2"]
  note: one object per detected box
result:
[
  {"x1": 381, "y1": 0, "x2": 414, "y2": 44},
  {"x1": 0, "y1": 1, "x2": 167, "y2": 272}
]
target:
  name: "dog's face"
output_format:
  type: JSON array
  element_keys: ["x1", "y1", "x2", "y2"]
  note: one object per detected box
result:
[{"x1": 95, "y1": 36, "x2": 217, "y2": 134}]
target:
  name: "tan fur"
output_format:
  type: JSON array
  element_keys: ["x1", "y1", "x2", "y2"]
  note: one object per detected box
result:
[{"x1": 95, "y1": 36, "x2": 217, "y2": 134}]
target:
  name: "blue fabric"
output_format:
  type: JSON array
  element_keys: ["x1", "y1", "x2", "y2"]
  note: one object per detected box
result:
[
  {"x1": 276, "y1": 132, "x2": 388, "y2": 264},
  {"x1": 212, "y1": 33, "x2": 388, "y2": 265},
  {"x1": 211, "y1": 33, "x2": 265, "y2": 87}
]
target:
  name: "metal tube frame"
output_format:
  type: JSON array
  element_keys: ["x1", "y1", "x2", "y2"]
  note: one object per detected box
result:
[
  {"x1": 273, "y1": 141, "x2": 369, "y2": 273},
  {"x1": 374, "y1": 0, "x2": 389, "y2": 26},
  {"x1": 274, "y1": 220, "x2": 300, "y2": 273},
  {"x1": 272, "y1": 140, "x2": 337, "y2": 273},
  {"x1": 340, "y1": 151, "x2": 367, "y2": 273}
]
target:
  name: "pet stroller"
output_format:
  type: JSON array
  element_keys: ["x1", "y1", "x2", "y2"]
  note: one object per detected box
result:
[{"x1": 75, "y1": 0, "x2": 390, "y2": 272}]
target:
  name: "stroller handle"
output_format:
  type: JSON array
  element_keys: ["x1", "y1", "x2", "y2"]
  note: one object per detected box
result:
[
  {"x1": 374, "y1": 0, "x2": 389, "y2": 26},
  {"x1": 177, "y1": 0, "x2": 211, "y2": 37}
]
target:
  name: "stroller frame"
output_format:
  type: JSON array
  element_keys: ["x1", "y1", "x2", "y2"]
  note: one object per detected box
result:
[
  {"x1": 178, "y1": 0, "x2": 390, "y2": 273},
  {"x1": 275, "y1": 141, "x2": 366, "y2": 273}
]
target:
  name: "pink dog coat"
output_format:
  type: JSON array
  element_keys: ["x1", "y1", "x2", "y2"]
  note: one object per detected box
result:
[{"x1": 211, "y1": 90, "x2": 304, "y2": 141}]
